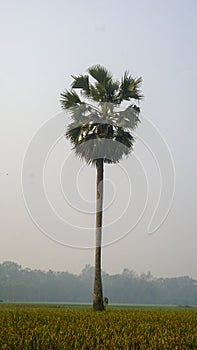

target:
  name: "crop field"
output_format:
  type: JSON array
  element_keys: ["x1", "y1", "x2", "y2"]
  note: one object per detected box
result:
[{"x1": 0, "y1": 304, "x2": 196, "y2": 349}]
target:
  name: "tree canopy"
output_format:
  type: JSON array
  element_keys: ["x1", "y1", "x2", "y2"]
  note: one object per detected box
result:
[{"x1": 60, "y1": 65, "x2": 142, "y2": 165}]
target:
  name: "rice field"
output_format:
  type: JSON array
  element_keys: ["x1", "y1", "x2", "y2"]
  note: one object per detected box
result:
[{"x1": 0, "y1": 304, "x2": 196, "y2": 349}]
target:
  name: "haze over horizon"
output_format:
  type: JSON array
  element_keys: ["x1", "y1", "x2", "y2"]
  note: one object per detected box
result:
[{"x1": 0, "y1": 0, "x2": 197, "y2": 279}]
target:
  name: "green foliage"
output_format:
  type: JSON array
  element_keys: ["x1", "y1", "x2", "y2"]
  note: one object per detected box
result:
[
  {"x1": 71, "y1": 75, "x2": 90, "y2": 96},
  {"x1": 60, "y1": 65, "x2": 142, "y2": 165},
  {"x1": 118, "y1": 73, "x2": 143, "y2": 102},
  {"x1": 88, "y1": 65, "x2": 113, "y2": 84},
  {"x1": 0, "y1": 306, "x2": 196, "y2": 349},
  {"x1": 60, "y1": 90, "x2": 82, "y2": 109}
]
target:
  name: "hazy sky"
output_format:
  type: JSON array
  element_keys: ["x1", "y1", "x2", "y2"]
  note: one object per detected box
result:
[{"x1": 0, "y1": 0, "x2": 197, "y2": 278}]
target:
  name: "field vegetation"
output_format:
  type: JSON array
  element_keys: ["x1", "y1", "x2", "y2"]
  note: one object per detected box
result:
[{"x1": 0, "y1": 304, "x2": 196, "y2": 349}]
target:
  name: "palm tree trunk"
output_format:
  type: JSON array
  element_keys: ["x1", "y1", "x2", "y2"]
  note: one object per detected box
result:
[{"x1": 93, "y1": 158, "x2": 105, "y2": 311}]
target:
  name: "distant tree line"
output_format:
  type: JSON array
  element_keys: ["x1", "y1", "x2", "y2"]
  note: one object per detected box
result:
[{"x1": 0, "y1": 261, "x2": 196, "y2": 305}]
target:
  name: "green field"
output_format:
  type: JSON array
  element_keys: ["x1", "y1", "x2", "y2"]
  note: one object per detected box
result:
[{"x1": 0, "y1": 304, "x2": 196, "y2": 349}]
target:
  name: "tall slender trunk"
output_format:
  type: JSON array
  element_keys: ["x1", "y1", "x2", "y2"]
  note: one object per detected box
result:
[{"x1": 93, "y1": 159, "x2": 105, "y2": 311}]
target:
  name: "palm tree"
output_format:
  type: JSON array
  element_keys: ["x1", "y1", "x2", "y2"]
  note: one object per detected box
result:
[{"x1": 60, "y1": 65, "x2": 142, "y2": 311}]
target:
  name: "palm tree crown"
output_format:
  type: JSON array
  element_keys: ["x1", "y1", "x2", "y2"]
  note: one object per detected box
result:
[{"x1": 60, "y1": 65, "x2": 142, "y2": 164}]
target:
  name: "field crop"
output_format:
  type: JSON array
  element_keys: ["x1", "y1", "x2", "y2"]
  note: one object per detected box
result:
[{"x1": 0, "y1": 304, "x2": 196, "y2": 349}]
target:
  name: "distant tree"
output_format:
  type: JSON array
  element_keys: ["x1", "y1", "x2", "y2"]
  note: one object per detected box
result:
[
  {"x1": 0, "y1": 262, "x2": 197, "y2": 305},
  {"x1": 60, "y1": 65, "x2": 142, "y2": 311}
]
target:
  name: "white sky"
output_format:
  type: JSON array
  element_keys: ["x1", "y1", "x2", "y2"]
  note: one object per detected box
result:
[{"x1": 0, "y1": 0, "x2": 197, "y2": 278}]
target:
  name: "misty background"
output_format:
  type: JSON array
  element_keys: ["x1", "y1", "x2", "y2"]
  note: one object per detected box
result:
[
  {"x1": 0, "y1": 1, "x2": 197, "y2": 279},
  {"x1": 0, "y1": 261, "x2": 197, "y2": 305}
]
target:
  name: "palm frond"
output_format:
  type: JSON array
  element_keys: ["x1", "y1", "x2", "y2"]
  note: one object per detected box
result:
[
  {"x1": 60, "y1": 90, "x2": 82, "y2": 109},
  {"x1": 116, "y1": 105, "x2": 140, "y2": 130},
  {"x1": 65, "y1": 123, "x2": 83, "y2": 145},
  {"x1": 118, "y1": 72, "x2": 143, "y2": 102},
  {"x1": 115, "y1": 127, "x2": 134, "y2": 148},
  {"x1": 88, "y1": 65, "x2": 112, "y2": 84},
  {"x1": 128, "y1": 76, "x2": 143, "y2": 100},
  {"x1": 106, "y1": 80, "x2": 120, "y2": 102},
  {"x1": 89, "y1": 84, "x2": 102, "y2": 102},
  {"x1": 71, "y1": 75, "x2": 90, "y2": 96}
]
